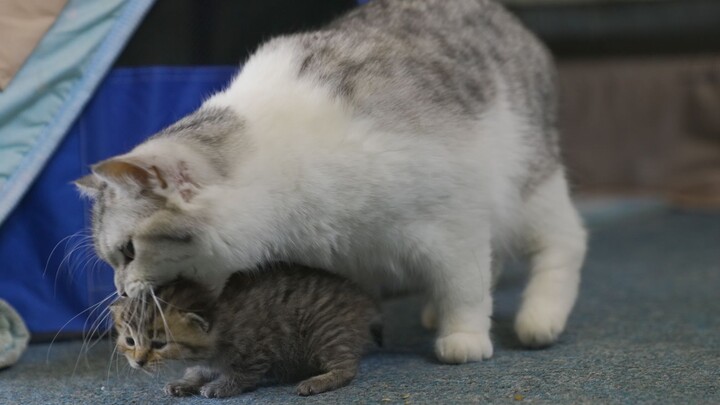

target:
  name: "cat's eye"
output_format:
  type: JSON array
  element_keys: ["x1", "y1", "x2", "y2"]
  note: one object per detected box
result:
[
  {"x1": 150, "y1": 340, "x2": 166, "y2": 350},
  {"x1": 120, "y1": 240, "x2": 135, "y2": 263},
  {"x1": 125, "y1": 336, "x2": 135, "y2": 346}
]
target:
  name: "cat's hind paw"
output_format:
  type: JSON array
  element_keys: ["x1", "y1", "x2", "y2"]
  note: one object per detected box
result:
[{"x1": 435, "y1": 332, "x2": 493, "y2": 364}]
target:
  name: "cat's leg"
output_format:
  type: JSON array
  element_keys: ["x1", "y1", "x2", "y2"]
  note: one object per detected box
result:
[
  {"x1": 164, "y1": 366, "x2": 218, "y2": 396},
  {"x1": 515, "y1": 169, "x2": 587, "y2": 347},
  {"x1": 427, "y1": 227, "x2": 494, "y2": 364},
  {"x1": 296, "y1": 358, "x2": 359, "y2": 396},
  {"x1": 423, "y1": 256, "x2": 502, "y2": 331}
]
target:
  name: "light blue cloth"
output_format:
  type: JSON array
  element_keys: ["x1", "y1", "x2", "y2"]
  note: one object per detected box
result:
[
  {"x1": 0, "y1": 0, "x2": 154, "y2": 226},
  {"x1": 0, "y1": 299, "x2": 30, "y2": 368}
]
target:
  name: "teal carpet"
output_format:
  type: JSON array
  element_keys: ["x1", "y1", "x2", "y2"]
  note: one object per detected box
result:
[{"x1": 2, "y1": 205, "x2": 719, "y2": 404}]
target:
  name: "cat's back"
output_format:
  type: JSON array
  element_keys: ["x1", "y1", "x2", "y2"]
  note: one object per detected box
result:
[{"x1": 260, "y1": 0, "x2": 555, "y2": 133}]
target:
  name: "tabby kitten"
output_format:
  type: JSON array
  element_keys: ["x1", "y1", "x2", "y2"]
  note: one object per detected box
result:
[
  {"x1": 79, "y1": 0, "x2": 587, "y2": 364},
  {"x1": 111, "y1": 264, "x2": 381, "y2": 398}
]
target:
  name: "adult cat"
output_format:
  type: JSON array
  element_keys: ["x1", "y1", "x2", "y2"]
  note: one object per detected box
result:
[{"x1": 76, "y1": 0, "x2": 587, "y2": 363}]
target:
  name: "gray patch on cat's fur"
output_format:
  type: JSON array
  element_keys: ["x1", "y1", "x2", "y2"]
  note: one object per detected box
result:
[
  {"x1": 281, "y1": 0, "x2": 560, "y2": 195},
  {"x1": 153, "y1": 107, "x2": 245, "y2": 177}
]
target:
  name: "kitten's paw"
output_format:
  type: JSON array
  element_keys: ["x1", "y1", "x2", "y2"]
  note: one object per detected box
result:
[
  {"x1": 199, "y1": 380, "x2": 242, "y2": 398},
  {"x1": 435, "y1": 332, "x2": 493, "y2": 364},
  {"x1": 163, "y1": 381, "x2": 198, "y2": 397},
  {"x1": 296, "y1": 369, "x2": 355, "y2": 396},
  {"x1": 296, "y1": 378, "x2": 329, "y2": 396},
  {"x1": 421, "y1": 303, "x2": 437, "y2": 330},
  {"x1": 515, "y1": 304, "x2": 566, "y2": 348}
]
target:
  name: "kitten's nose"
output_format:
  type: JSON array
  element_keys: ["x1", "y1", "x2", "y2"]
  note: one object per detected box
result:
[{"x1": 136, "y1": 359, "x2": 146, "y2": 368}]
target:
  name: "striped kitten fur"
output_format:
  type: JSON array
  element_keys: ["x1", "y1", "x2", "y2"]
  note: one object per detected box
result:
[{"x1": 111, "y1": 263, "x2": 381, "y2": 397}]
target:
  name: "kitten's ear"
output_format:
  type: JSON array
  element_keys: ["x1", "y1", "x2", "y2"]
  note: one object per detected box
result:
[
  {"x1": 183, "y1": 312, "x2": 211, "y2": 333},
  {"x1": 109, "y1": 300, "x2": 125, "y2": 325},
  {"x1": 74, "y1": 174, "x2": 102, "y2": 199}
]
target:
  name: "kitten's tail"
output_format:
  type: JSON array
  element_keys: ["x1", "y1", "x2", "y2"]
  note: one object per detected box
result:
[{"x1": 370, "y1": 316, "x2": 383, "y2": 347}]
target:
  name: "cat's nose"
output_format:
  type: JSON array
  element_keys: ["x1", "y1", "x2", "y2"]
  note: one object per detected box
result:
[{"x1": 136, "y1": 359, "x2": 147, "y2": 368}]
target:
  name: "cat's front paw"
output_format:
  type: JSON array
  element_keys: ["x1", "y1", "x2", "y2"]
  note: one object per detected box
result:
[
  {"x1": 435, "y1": 332, "x2": 493, "y2": 364},
  {"x1": 163, "y1": 381, "x2": 199, "y2": 397},
  {"x1": 199, "y1": 379, "x2": 243, "y2": 398},
  {"x1": 515, "y1": 303, "x2": 566, "y2": 348}
]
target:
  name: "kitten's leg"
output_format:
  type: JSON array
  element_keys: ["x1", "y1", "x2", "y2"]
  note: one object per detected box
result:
[
  {"x1": 296, "y1": 358, "x2": 359, "y2": 396},
  {"x1": 515, "y1": 170, "x2": 587, "y2": 347},
  {"x1": 421, "y1": 300, "x2": 437, "y2": 330},
  {"x1": 199, "y1": 361, "x2": 271, "y2": 398},
  {"x1": 164, "y1": 366, "x2": 217, "y2": 396},
  {"x1": 430, "y1": 229, "x2": 494, "y2": 364}
]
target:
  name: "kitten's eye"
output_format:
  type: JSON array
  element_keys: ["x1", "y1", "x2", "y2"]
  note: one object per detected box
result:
[
  {"x1": 125, "y1": 336, "x2": 135, "y2": 346},
  {"x1": 120, "y1": 240, "x2": 135, "y2": 263},
  {"x1": 150, "y1": 340, "x2": 166, "y2": 350}
]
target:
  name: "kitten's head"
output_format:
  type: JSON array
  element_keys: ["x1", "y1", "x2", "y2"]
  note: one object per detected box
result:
[
  {"x1": 110, "y1": 278, "x2": 215, "y2": 370},
  {"x1": 75, "y1": 139, "x2": 223, "y2": 296}
]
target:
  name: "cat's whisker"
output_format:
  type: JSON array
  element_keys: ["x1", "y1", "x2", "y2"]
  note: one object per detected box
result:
[
  {"x1": 43, "y1": 230, "x2": 90, "y2": 279},
  {"x1": 71, "y1": 293, "x2": 117, "y2": 375},
  {"x1": 107, "y1": 336, "x2": 120, "y2": 381},
  {"x1": 46, "y1": 292, "x2": 116, "y2": 365},
  {"x1": 150, "y1": 289, "x2": 176, "y2": 345},
  {"x1": 85, "y1": 307, "x2": 114, "y2": 353},
  {"x1": 53, "y1": 240, "x2": 96, "y2": 296}
]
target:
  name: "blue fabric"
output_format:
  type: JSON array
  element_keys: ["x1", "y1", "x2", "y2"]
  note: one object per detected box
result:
[
  {"x1": 0, "y1": 0, "x2": 154, "y2": 227},
  {"x1": 0, "y1": 66, "x2": 236, "y2": 335}
]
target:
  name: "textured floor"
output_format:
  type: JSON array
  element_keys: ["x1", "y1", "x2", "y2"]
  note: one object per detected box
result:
[{"x1": 2, "y1": 206, "x2": 719, "y2": 404}]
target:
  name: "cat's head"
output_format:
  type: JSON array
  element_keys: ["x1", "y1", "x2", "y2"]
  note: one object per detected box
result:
[
  {"x1": 75, "y1": 137, "x2": 225, "y2": 296},
  {"x1": 110, "y1": 278, "x2": 215, "y2": 369}
]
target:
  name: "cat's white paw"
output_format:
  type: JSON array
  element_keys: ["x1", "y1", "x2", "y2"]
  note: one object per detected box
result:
[
  {"x1": 515, "y1": 304, "x2": 567, "y2": 348},
  {"x1": 435, "y1": 332, "x2": 493, "y2": 364},
  {"x1": 421, "y1": 303, "x2": 437, "y2": 330}
]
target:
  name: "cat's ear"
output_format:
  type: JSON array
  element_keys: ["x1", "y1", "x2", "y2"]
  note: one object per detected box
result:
[
  {"x1": 183, "y1": 312, "x2": 211, "y2": 333},
  {"x1": 92, "y1": 156, "x2": 198, "y2": 202},
  {"x1": 74, "y1": 174, "x2": 103, "y2": 199},
  {"x1": 92, "y1": 158, "x2": 164, "y2": 190}
]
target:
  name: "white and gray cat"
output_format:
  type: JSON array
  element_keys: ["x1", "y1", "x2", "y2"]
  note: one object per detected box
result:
[{"x1": 76, "y1": 0, "x2": 587, "y2": 364}]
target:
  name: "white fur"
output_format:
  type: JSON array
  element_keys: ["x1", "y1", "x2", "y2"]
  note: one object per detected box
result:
[{"x1": 114, "y1": 43, "x2": 586, "y2": 363}]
